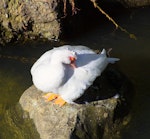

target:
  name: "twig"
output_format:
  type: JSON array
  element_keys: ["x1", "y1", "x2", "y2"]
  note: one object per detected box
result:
[
  {"x1": 90, "y1": 0, "x2": 118, "y2": 29},
  {"x1": 90, "y1": 0, "x2": 137, "y2": 40}
]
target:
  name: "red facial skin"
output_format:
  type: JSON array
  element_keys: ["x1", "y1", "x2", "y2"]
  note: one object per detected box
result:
[{"x1": 69, "y1": 56, "x2": 77, "y2": 68}]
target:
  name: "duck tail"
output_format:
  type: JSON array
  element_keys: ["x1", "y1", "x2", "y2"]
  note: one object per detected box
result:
[
  {"x1": 101, "y1": 49, "x2": 120, "y2": 63},
  {"x1": 108, "y1": 58, "x2": 120, "y2": 64},
  {"x1": 101, "y1": 49, "x2": 106, "y2": 55}
]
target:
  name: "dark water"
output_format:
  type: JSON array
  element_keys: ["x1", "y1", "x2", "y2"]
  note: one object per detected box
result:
[{"x1": 0, "y1": 4, "x2": 150, "y2": 139}]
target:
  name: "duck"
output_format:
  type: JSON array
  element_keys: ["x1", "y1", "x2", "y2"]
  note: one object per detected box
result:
[{"x1": 31, "y1": 45, "x2": 119, "y2": 106}]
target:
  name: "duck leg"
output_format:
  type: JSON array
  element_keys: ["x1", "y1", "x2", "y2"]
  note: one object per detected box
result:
[
  {"x1": 54, "y1": 96, "x2": 66, "y2": 106},
  {"x1": 43, "y1": 93, "x2": 66, "y2": 106},
  {"x1": 42, "y1": 93, "x2": 59, "y2": 101}
]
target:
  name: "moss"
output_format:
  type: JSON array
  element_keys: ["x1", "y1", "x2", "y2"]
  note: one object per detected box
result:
[
  {"x1": 0, "y1": 0, "x2": 60, "y2": 44},
  {"x1": 4, "y1": 30, "x2": 13, "y2": 39}
]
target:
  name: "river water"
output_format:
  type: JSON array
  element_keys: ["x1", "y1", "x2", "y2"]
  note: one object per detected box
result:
[{"x1": 0, "y1": 4, "x2": 150, "y2": 139}]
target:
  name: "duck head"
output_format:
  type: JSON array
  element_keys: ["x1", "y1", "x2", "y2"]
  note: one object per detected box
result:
[{"x1": 52, "y1": 49, "x2": 77, "y2": 68}]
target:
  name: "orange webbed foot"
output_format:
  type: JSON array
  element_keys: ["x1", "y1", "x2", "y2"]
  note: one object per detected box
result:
[
  {"x1": 42, "y1": 93, "x2": 59, "y2": 102},
  {"x1": 54, "y1": 96, "x2": 66, "y2": 107}
]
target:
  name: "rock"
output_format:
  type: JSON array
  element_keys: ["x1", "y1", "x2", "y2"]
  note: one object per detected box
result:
[
  {"x1": 19, "y1": 85, "x2": 117, "y2": 139},
  {"x1": 0, "y1": 0, "x2": 60, "y2": 44},
  {"x1": 19, "y1": 67, "x2": 134, "y2": 139}
]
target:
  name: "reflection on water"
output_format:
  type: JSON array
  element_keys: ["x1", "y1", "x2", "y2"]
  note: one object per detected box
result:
[
  {"x1": 0, "y1": 104, "x2": 40, "y2": 139},
  {"x1": 0, "y1": 5, "x2": 150, "y2": 139}
]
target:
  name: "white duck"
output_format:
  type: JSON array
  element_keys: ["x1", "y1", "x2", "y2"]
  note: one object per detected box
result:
[{"x1": 31, "y1": 45, "x2": 119, "y2": 106}]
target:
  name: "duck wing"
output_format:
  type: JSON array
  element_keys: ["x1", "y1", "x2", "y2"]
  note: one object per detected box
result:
[{"x1": 59, "y1": 48, "x2": 119, "y2": 103}]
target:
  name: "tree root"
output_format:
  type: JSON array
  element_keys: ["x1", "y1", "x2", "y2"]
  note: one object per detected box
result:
[{"x1": 63, "y1": 0, "x2": 80, "y2": 17}]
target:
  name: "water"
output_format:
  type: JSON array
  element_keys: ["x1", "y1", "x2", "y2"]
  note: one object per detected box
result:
[{"x1": 0, "y1": 4, "x2": 150, "y2": 139}]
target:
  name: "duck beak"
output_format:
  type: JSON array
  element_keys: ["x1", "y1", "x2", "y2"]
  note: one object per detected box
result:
[
  {"x1": 70, "y1": 62, "x2": 77, "y2": 68},
  {"x1": 69, "y1": 56, "x2": 77, "y2": 68}
]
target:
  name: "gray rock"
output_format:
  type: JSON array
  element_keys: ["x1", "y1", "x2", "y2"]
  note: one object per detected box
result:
[
  {"x1": 19, "y1": 68, "x2": 134, "y2": 139},
  {"x1": 19, "y1": 85, "x2": 118, "y2": 139}
]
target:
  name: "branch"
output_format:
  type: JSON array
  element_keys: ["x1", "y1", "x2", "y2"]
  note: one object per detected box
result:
[{"x1": 90, "y1": 0, "x2": 137, "y2": 40}]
